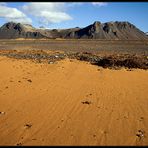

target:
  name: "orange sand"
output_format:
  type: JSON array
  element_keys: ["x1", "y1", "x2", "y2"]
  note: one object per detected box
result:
[{"x1": 0, "y1": 56, "x2": 148, "y2": 146}]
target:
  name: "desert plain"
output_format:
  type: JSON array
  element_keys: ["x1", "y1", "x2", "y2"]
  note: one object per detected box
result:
[{"x1": 0, "y1": 39, "x2": 148, "y2": 146}]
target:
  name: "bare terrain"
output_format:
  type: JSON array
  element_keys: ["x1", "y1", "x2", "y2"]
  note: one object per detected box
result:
[
  {"x1": 0, "y1": 39, "x2": 148, "y2": 146},
  {"x1": 0, "y1": 39, "x2": 148, "y2": 55}
]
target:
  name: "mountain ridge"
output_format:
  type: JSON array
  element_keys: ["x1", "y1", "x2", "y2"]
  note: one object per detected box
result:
[{"x1": 0, "y1": 21, "x2": 147, "y2": 40}]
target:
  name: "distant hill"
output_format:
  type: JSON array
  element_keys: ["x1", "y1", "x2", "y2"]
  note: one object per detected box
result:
[
  {"x1": 0, "y1": 21, "x2": 147, "y2": 40},
  {"x1": 65, "y1": 21, "x2": 147, "y2": 40},
  {"x1": 0, "y1": 22, "x2": 45, "y2": 39}
]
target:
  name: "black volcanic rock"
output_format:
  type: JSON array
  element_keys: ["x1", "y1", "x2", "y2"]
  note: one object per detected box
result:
[
  {"x1": 65, "y1": 21, "x2": 103, "y2": 39},
  {"x1": 0, "y1": 22, "x2": 46, "y2": 39},
  {"x1": 0, "y1": 21, "x2": 147, "y2": 40},
  {"x1": 65, "y1": 21, "x2": 148, "y2": 40}
]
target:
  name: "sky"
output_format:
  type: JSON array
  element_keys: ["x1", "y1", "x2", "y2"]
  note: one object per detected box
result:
[{"x1": 0, "y1": 2, "x2": 148, "y2": 32}]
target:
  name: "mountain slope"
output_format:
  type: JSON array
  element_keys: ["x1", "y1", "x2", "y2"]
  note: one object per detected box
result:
[
  {"x1": 0, "y1": 22, "x2": 45, "y2": 39},
  {"x1": 0, "y1": 21, "x2": 147, "y2": 40},
  {"x1": 65, "y1": 21, "x2": 147, "y2": 40}
]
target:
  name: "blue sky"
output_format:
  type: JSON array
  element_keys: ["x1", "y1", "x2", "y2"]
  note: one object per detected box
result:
[{"x1": 0, "y1": 2, "x2": 148, "y2": 32}]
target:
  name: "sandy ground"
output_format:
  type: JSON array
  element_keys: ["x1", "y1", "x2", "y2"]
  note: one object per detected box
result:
[{"x1": 0, "y1": 56, "x2": 148, "y2": 146}]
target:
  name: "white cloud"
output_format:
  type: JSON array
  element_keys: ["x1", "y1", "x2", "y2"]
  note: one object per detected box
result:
[
  {"x1": 0, "y1": 2, "x2": 6, "y2": 6},
  {"x1": 0, "y1": 4, "x2": 32, "y2": 24},
  {"x1": 0, "y1": 2, "x2": 108, "y2": 26},
  {"x1": 22, "y1": 2, "x2": 72, "y2": 25},
  {"x1": 66, "y1": 2, "x2": 83, "y2": 7},
  {"x1": 92, "y1": 2, "x2": 108, "y2": 7}
]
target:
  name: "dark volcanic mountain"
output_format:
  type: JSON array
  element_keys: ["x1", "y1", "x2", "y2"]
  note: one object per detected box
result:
[
  {"x1": 0, "y1": 21, "x2": 147, "y2": 40},
  {"x1": 65, "y1": 21, "x2": 147, "y2": 40},
  {"x1": 0, "y1": 22, "x2": 45, "y2": 39}
]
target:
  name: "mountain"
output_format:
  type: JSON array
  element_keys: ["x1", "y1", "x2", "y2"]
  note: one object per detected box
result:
[
  {"x1": 0, "y1": 21, "x2": 147, "y2": 40},
  {"x1": 0, "y1": 22, "x2": 45, "y2": 39},
  {"x1": 65, "y1": 21, "x2": 147, "y2": 40}
]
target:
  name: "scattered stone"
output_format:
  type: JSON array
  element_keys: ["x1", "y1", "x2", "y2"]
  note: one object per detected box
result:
[
  {"x1": 24, "y1": 124, "x2": 32, "y2": 129},
  {"x1": 0, "y1": 111, "x2": 5, "y2": 115},
  {"x1": 27, "y1": 79, "x2": 32, "y2": 83},
  {"x1": 123, "y1": 116, "x2": 128, "y2": 119},
  {"x1": 139, "y1": 117, "x2": 144, "y2": 121},
  {"x1": 136, "y1": 130, "x2": 145, "y2": 140},
  {"x1": 127, "y1": 69, "x2": 132, "y2": 71},
  {"x1": 48, "y1": 61, "x2": 54, "y2": 64},
  {"x1": 37, "y1": 59, "x2": 42, "y2": 63},
  {"x1": 93, "y1": 134, "x2": 96, "y2": 137},
  {"x1": 81, "y1": 101, "x2": 91, "y2": 105},
  {"x1": 16, "y1": 143, "x2": 22, "y2": 146},
  {"x1": 0, "y1": 50, "x2": 147, "y2": 70},
  {"x1": 101, "y1": 130, "x2": 108, "y2": 134},
  {"x1": 113, "y1": 67, "x2": 122, "y2": 70}
]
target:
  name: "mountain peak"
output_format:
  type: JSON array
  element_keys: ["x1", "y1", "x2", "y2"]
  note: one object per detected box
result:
[
  {"x1": 92, "y1": 21, "x2": 101, "y2": 27},
  {"x1": 0, "y1": 21, "x2": 147, "y2": 40},
  {"x1": 2, "y1": 22, "x2": 17, "y2": 29},
  {"x1": 1, "y1": 22, "x2": 36, "y2": 32}
]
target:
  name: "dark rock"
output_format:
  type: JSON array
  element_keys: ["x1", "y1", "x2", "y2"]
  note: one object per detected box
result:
[
  {"x1": 24, "y1": 124, "x2": 32, "y2": 129},
  {"x1": 0, "y1": 22, "x2": 46, "y2": 39},
  {"x1": 0, "y1": 111, "x2": 5, "y2": 115},
  {"x1": 81, "y1": 101, "x2": 91, "y2": 105},
  {"x1": 27, "y1": 79, "x2": 32, "y2": 82},
  {"x1": 0, "y1": 21, "x2": 147, "y2": 40},
  {"x1": 136, "y1": 130, "x2": 145, "y2": 140}
]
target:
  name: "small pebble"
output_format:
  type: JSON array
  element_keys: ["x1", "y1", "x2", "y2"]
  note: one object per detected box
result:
[
  {"x1": 139, "y1": 117, "x2": 144, "y2": 121},
  {"x1": 93, "y1": 134, "x2": 96, "y2": 137},
  {"x1": 24, "y1": 124, "x2": 32, "y2": 129},
  {"x1": 81, "y1": 101, "x2": 91, "y2": 105},
  {"x1": 136, "y1": 129, "x2": 145, "y2": 140},
  {"x1": 48, "y1": 61, "x2": 54, "y2": 64},
  {"x1": 27, "y1": 79, "x2": 32, "y2": 83},
  {"x1": 16, "y1": 143, "x2": 22, "y2": 146},
  {"x1": 0, "y1": 111, "x2": 5, "y2": 115}
]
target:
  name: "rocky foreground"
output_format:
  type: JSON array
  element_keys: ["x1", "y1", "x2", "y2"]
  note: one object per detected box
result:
[{"x1": 0, "y1": 49, "x2": 148, "y2": 70}]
